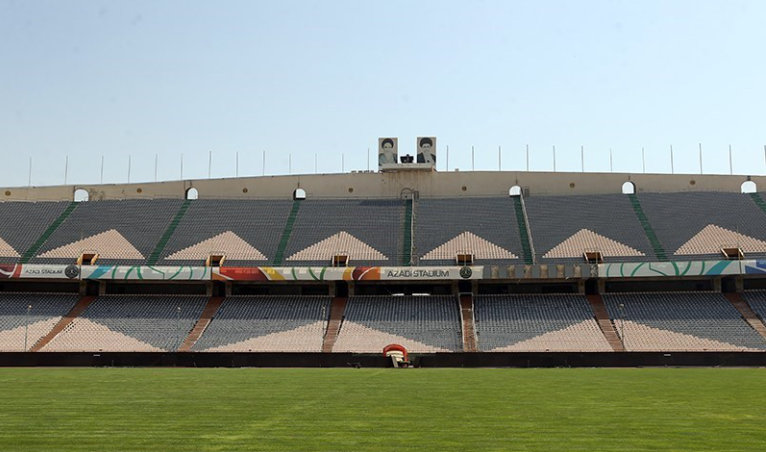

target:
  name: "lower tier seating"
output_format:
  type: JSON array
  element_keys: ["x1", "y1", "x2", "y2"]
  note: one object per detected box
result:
[
  {"x1": 193, "y1": 296, "x2": 332, "y2": 352},
  {"x1": 0, "y1": 293, "x2": 78, "y2": 351},
  {"x1": 474, "y1": 294, "x2": 611, "y2": 352},
  {"x1": 603, "y1": 292, "x2": 766, "y2": 351},
  {"x1": 42, "y1": 295, "x2": 208, "y2": 352},
  {"x1": 333, "y1": 296, "x2": 463, "y2": 353}
]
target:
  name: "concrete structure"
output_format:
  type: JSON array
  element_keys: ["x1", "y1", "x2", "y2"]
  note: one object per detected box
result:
[{"x1": 1, "y1": 170, "x2": 762, "y2": 202}]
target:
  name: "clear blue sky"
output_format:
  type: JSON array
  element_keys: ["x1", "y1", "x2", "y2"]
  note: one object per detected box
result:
[{"x1": 2, "y1": 0, "x2": 765, "y2": 186}]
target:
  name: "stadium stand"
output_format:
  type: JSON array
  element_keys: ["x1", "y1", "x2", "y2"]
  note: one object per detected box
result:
[
  {"x1": 0, "y1": 201, "x2": 71, "y2": 264},
  {"x1": 474, "y1": 294, "x2": 612, "y2": 352},
  {"x1": 0, "y1": 293, "x2": 78, "y2": 351},
  {"x1": 42, "y1": 295, "x2": 208, "y2": 352},
  {"x1": 638, "y1": 192, "x2": 766, "y2": 260},
  {"x1": 283, "y1": 199, "x2": 404, "y2": 266},
  {"x1": 192, "y1": 295, "x2": 331, "y2": 352},
  {"x1": 30, "y1": 199, "x2": 184, "y2": 265},
  {"x1": 414, "y1": 197, "x2": 525, "y2": 265},
  {"x1": 602, "y1": 292, "x2": 766, "y2": 351},
  {"x1": 158, "y1": 199, "x2": 293, "y2": 266},
  {"x1": 333, "y1": 296, "x2": 463, "y2": 353},
  {"x1": 524, "y1": 194, "x2": 656, "y2": 263},
  {"x1": 741, "y1": 291, "x2": 766, "y2": 327}
]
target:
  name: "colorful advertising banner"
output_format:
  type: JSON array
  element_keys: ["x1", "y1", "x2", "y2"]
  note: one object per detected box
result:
[
  {"x1": 744, "y1": 260, "x2": 766, "y2": 275},
  {"x1": 0, "y1": 264, "x2": 80, "y2": 280},
  {"x1": 80, "y1": 265, "x2": 210, "y2": 281},
  {"x1": 598, "y1": 260, "x2": 749, "y2": 278},
  {"x1": 213, "y1": 266, "x2": 483, "y2": 282}
]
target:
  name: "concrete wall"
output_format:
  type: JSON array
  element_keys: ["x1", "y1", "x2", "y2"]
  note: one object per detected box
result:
[{"x1": 0, "y1": 169, "x2": 762, "y2": 201}]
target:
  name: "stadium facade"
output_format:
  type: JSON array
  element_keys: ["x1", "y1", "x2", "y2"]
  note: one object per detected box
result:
[{"x1": 1, "y1": 169, "x2": 766, "y2": 367}]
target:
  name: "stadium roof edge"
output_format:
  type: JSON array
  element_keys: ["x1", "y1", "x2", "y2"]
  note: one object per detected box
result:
[{"x1": 0, "y1": 170, "x2": 762, "y2": 202}]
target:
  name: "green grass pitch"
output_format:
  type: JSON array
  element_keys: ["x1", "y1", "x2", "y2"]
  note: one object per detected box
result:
[{"x1": 0, "y1": 368, "x2": 764, "y2": 451}]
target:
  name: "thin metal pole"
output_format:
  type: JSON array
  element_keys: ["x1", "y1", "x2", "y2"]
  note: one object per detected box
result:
[
  {"x1": 642, "y1": 147, "x2": 646, "y2": 174},
  {"x1": 24, "y1": 305, "x2": 31, "y2": 351},
  {"x1": 28, "y1": 157, "x2": 32, "y2": 187},
  {"x1": 498, "y1": 145, "x2": 501, "y2": 171},
  {"x1": 101, "y1": 155, "x2": 104, "y2": 184},
  {"x1": 64, "y1": 155, "x2": 69, "y2": 185},
  {"x1": 699, "y1": 143, "x2": 703, "y2": 174},
  {"x1": 208, "y1": 151, "x2": 212, "y2": 178},
  {"x1": 553, "y1": 146, "x2": 557, "y2": 172},
  {"x1": 236, "y1": 152, "x2": 239, "y2": 177},
  {"x1": 729, "y1": 144, "x2": 733, "y2": 175},
  {"x1": 670, "y1": 145, "x2": 674, "y2": 174},
  {"x1": 609, "y1": 148, "x2": 613, "y2": 172},
  {"x1": 154, "y1": 154, "x2": 158, "y2": 182},
  {"x1": 262, "y1": 151, "x2": 266, "y2": 176},
  {"x1": 526, "y1": 145, "x2": 529, "y2": 171},
  {"x1": 471, "y1": 146, "x2": 475, "y2": 171},
  {"x1": 127, "y1": 155, "x2": 131, "y2": 183},
  {"x1": 367, "y1": 147, "x2": 370, "y2": 171},
  {"x1": 581, "y1": 145, "x2": 584, "y2": 172}
]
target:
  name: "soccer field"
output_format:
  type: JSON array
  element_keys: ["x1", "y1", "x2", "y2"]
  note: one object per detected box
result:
[{"x1": 0, "y1": 368, "x2": 764, "y2": 451}]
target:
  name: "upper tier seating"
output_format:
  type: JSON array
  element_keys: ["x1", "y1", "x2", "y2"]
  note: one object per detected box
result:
[
  {"x1": 602, "y1": 292, "x2": 766, "y2": 351},
  {"x1": 415, "y1": 198, "x2": 524, "y2": 265},
  {"x1": 31, "y1": 199, "x2": 184, "y2": 265},
  {"x1": 159, "y1": 199, "x2": 293, "y2": 266},
  {"x1": 524, "y1": 194, "x2": 655, "y2": 263},
  {"x1": 0, "y1": 293, "x2": 78, "y2": 351},
  {"x1": 284, "y1": 199, "x2": 404, "y2": 266},
  {"x1": 638, "y1": 192, "x2": 766, "y2": 259},
  {"x1": 0, "y1": 201, "x2": 70, "y2": 264},
  {"x1": 474, "y1": 294, "x2": 611, "y2": 352},
  {"x1": 333, "y1": 296, "x2": 463, "y2": 353},
  {"x1": 192, "y1": 296, "x2": 331, "y2": 352},
  {"x1": 42, "y1": 295, "x2": 208, "y2": 352}
]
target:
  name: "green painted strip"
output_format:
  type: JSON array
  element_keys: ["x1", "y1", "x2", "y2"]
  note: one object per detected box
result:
[
  {"x1": 147, "y1": 200, "x2": 192, "y2": 266},
  {"x1": 400, "y1": 200, "x2": 413, "y2": 266},
  {"x1": 512, "y1": 197, "x2": 534, "y2": 265},
  {"x1": 20, "y1": 201, "x2": 80, "y2": 263},
  {"x1": 679, "y1": 261, "x2": 692, "y2": 276},
  {"x1": 629, "y1": 262, "x2": 646, "y2": 277},
  {"x1": 272, "y1": 200, "x2": 301, "y2": 266},
  {"x1": 291, "y1": 267, "x2": 298, "y2": 280},
  {"x1": 308, "y1": 268, "x2": 318, "y2": 281},
  {"x1": 749, "y1": 192, "x2": 766, "y2": 215},
  {"x1": 627, "y1": 194, "x2": 668, "y2": 262}
]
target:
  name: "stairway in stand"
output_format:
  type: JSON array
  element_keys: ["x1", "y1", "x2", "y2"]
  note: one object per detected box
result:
[
  {"x1": 586, "y1": 294, "x2": 626, "y2": 352},
  {"x1": 30, "y1": 295, "x2": 97, "y2": 352},
  {"x1": 725, "y1": 293, "x2": 766, "y2": 341},
  {"x1": 460, "y1": 294, "x2": 478, "y2": 352},
  {"x1": 178, "y1": 296, "x2": 225, "y2": 352},
  {"x1": 322, "y1": 297, "x2": 348, "y2": 353}
]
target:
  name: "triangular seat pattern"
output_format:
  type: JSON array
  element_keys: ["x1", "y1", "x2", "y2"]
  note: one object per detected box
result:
[
  {"x1": 41, "y1": 318, "x2": 163, "y2": 352},
  {"x1": 487, "y1": 320, "x2": 612, "y2": 352},
  {"x1": 543, "y1": 229, "x2": 645, "y2": 259},
  {"x1": 166, "y1": 231, "x2": 266, "y2": 261},
  {"x1": 201, "y1": 321, "x2": 326, "y2": 352},
  {"x1": 287, "y1": 231, "x2": 386, "y2": 261},
  {"x1": 333, "y1": 321, "x2": 453, "y2": 353},
  {"x1": 38, "y1": 229, "x2": 144, "y2": 260},
  {"x1": 0, "y1": 236, "x2": 20, "y2": 258},
  {"x1": 675, "y1": 224, "x2": 766, "y2": 255},
  {"x1": 617, "y1": 320, "x2": 758, "y2": 351},
  {"x1": 422, "y1": 231, "x2": 517, "y2": 260}
]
